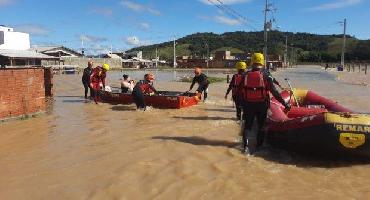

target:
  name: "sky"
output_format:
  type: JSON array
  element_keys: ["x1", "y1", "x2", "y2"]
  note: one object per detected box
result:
[{"x1": 0, "y1": 0, "x2": 369, "y2": 54}]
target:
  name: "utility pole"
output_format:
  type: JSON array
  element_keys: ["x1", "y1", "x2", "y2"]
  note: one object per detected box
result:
[
  {"x1": 263, "y1": 0, "x2": 271, "y2": 67},
  {"x1": 206, "y1": 43, "x2": 209, "y2": 69},
  {"x1": 173, "y1": 36, "x2": 177, "y2": 68},
  {"x1": 155, "y1": 48, "x2": 158, "y2": 68},
  {"x1": 284, "y1": 35, "x2": 288, "y2": 67},
  {"x1": 340, "y1": 18, "x2": 347, "y2": 67},
  {"x1": 81, "y1": 37, "x2": 85, "y2": 57}
]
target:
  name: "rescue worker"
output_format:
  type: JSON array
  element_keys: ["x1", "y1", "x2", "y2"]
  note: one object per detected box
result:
[
  {"x1": 132, "y1": 73, "x2": 157, "y2": 110},
  {"x1": 225, "y1": 61, "x2": 247, "y2": 121},
  {"x1": 90, "y1": 63, "x2": 110, "y2": 104},
  {"x1": 188, "y1": 67, "x2": 210, "y2": 102},
  {"x1": 82, "y1": 61, "x2": 94, "y2": 99},
  {"x1": 242, "y1": 53, "x2": 291, "y2": 154}
]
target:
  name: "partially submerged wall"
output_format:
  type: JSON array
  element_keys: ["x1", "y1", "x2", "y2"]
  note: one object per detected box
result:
[
  {"x1": 62, "y1": 57, "x2": 123, "y2": 69},
  {"x1": 0, "y1": 68, "x2": 51, "y2": 121}
]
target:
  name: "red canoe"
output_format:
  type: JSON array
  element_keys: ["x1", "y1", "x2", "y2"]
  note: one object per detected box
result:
[
  {"x1": 99, "y1": 91, "x2": 201, "y2": 109},
  {"x1": 264, "y1": 89, "x2": 370, "y2": 157}
]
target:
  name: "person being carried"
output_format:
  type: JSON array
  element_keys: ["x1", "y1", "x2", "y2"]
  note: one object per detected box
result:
[
  {"x1": 121, "y1": 74, "x2": 135, "y2": 93},
  {"x1": 242, "y1": 53, "x2": 291, "y2": 155},
  {"x1": 90, "y1": 63, "x2": 110, "y2": 104},
  {"x1": 82, "y1": 61, "x2": 94, "y2": 99},
  {"x1": 225, "y1": 61, "x2": 247, "y2": 121},
  {"x1": 132, "y1": 73, "x2": 157, "y2": 110},
  {"x1": 188, "y1": 67, "x2": 210, "y2": 102}
]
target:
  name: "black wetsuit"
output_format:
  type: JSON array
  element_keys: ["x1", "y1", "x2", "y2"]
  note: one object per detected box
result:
[
  {"x1": 132, "y1": 80, "x2": 157, "y2": 110},
  {"x1": 226, "y1": 72, "x2": 246, "y2": 120},
  {"x1": 190, "y1": 73, "x2": 210, "y2": 100},
  {"x1": 243, "y1": 68, "x2": 289, "y2": 153},
  {"x1": 82, "y1": 67, "x2": 93, "y2": 98}
]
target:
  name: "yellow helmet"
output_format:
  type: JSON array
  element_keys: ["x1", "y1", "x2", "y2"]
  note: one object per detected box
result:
[
  {"x1": 235, "y1": 61, "x2": 247, "y2": 70},
  {"x1": 251, "y1": 53, "x2": 264, "y2": 66},
  {"x1": 102, "y1": 63, "x2": 110, "y2": 71}
]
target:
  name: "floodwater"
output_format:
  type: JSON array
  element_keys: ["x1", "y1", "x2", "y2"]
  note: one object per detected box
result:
[{"x1": 1, "y1": 66, "x2": 370, "y2": 200}]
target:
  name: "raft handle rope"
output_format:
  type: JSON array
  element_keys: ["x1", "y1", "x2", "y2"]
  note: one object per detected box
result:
[{"x1": 285, "y1": 78, "x2": 300, "y2": 108}]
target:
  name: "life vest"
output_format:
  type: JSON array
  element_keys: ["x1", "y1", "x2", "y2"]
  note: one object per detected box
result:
[
  {"x1": 244, "y1": 70, "x2": 269, "y2": 102},
  {"x1": 138, "y1": 81, "x2": 154, "y2": 94},
  {"x1": 231, "y1": 74, "x2": 244, "y2": 98},
  {"x1": 90, "y1": 68, "x2": 105, "y2": 84}
]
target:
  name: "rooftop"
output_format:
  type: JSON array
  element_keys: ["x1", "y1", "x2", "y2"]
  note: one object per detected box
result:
[{"x1": 0, "y1": 49, "x2": 58, "y2": 59}]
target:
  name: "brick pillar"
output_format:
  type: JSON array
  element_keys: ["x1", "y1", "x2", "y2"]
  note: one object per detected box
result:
[{"x1": 44, "y1": 67, "x2": 54, "y2": 97}]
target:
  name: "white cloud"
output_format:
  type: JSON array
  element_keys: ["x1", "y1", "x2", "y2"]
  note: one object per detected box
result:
[
  {"x1": 79, "y1": 35, "x2": 107, "y2": 43},
  {"x1": 125, "y1": 36, "x2": 151, "y2": 46},
  {"x1": 120, "y1": 0, "x2": 161, "y2": 16},
  {"x1": 14, "y1": 24, "x2": 50, "y2": 35},
  {"x1": 0, "y1": 0, "x2": 14, "y2": 6},
  {"x1": 309, "y1": 0, "x2": 364, "y2": 11},
  {"x1": 91, "y1": 7, "x2": 113, "y2": 16},
  {"x1": 139, "y1": 22, "x2": 150, "y2": 31},
  {"x1": 214, "y1": 16, "x2": 242, "y2": 26},
  {"x1": 125, "y1": 36, "x2": 140, "y2": 46},
  {"x1": 199, "y1": 0, "x2": 252, "y2": 5}
]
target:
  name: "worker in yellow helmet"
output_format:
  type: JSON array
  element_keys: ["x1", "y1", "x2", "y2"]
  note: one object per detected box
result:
[
  {"x1": 90, "y1": 63, "x2": 110, "y2": 104},
  {"x1": 225, "y1": 61, "x2": 247, "y2": 121},
  {"x1": 241, "y1": 53, "x2": 290, "y2": 155}
]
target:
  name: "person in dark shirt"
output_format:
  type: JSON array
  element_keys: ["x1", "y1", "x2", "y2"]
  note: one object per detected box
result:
[
  {"x1": 82, "y1": 61, "x2": 93, "y2": 99},
  {"x1": 242, "y1": 53, "x2": 291, "y2": 155},
  {"x1": 188, "y1": 67, "x2": 210, "y2": 102},
  {"x1": 225, "y1": 61, "x2": 247, "y2": 121},
  {"x1": 132, "y1": 73, "x2": 157, "y2": 110}
]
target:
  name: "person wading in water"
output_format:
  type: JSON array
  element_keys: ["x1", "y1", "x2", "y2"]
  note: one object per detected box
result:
[
  {"x1": 242, "y1": 53, "x2": 291, "y2": 154},
  {"x1": 132, "y1": 73, "x2": 157, "y2": 111},
  {"x1": 188, "y1": 67, "x2": 210, "y2": 102},
  {"x1": 225, "y1": 61, "x2": 247, "y2": 121},
  {"x1": 90, "y1": 63, "x2": 110, "y2": 104},
  {"x1": 82, "y1": 61, "x2": 94, "y2": 99}
]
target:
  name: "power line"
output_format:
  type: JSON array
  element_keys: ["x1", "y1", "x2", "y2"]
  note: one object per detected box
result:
[{"x1": 207, "y1": 0, "x2": 258, "y2": 31}]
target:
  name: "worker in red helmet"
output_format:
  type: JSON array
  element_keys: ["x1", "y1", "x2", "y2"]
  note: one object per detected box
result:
[
  {"x1": 132, "y1": 73, "x2": 157, "y2": 110},
  {"x1": 188, "y1": 67, "x2": 210, "y2": 102},
  {"x1": 90, "y1": 63, "x2": 110, "y2": 104}
]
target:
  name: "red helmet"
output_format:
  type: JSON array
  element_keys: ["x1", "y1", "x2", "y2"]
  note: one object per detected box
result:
[
  {"x1": 145, "y1": 73, "x2": 155, "y2": 81},
  {"x1": 194, "y1": 67, "x2": 202, "y2": 75}
]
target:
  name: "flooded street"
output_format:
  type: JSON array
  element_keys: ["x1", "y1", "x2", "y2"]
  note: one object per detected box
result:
[{"x1": 1, "y1": 66, "x2": 370, "y2": 199}]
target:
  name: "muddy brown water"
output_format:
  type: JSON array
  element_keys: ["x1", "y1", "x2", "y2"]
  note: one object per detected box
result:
[{"x1": 1, "y1": 66, "x2": 370, "y2": 199}]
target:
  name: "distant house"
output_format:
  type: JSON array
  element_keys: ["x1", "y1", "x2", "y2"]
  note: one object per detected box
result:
[
  {"x1": 214, "y1": 51, "x2": 235, "y2": 61},
  {"x1": 0, "y1": 49, "x2": 59, "y2": 67},
  {"x1": 0, "y1": 25, "x2": 30, "y2": 50},
  {"x1": 31, "y1": 46, "x2": 82, "y2": 58},
  {"x1": 123, "y1": 51, "x2": 143, "y2": 59},
  {"x1": 0, "y1": 26, "x2": 58, "y2": 67}
]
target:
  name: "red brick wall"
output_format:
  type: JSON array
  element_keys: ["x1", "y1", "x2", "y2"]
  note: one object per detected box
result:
[{"x1": 0, "y1": 68, "x2": 47, "y2": 120}]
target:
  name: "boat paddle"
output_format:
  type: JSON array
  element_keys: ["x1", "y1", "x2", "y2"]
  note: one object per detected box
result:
[{"x1": 284, "y1": 78, "x2": 300, "y2": 108}]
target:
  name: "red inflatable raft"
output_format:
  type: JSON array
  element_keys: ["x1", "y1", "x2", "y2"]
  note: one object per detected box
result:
[
  {"x1": 266, "y1": 89, "x2": 370, "y2": 157},
  {"x1": 99, "y1": 90, "x2": 201, "y2": 109}
]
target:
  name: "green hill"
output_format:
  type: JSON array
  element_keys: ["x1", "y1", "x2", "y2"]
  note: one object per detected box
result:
[{"x1": 129, "y1": 31, "x2": 370, "y2": 63}]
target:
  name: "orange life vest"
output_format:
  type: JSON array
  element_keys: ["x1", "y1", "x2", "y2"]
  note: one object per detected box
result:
[{"x1": 244, "y1": 71, "x2": 269, "y2": 102}]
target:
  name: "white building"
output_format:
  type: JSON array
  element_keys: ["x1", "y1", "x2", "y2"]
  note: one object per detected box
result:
[{"x1": 0, "y1": 25, "x2": 30, "y2": 50}]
